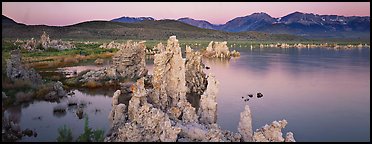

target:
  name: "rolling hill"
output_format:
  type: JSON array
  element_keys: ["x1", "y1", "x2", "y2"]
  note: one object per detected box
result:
[{"x1": 2, "y1": 15, "x2": 303, "y2": 41}]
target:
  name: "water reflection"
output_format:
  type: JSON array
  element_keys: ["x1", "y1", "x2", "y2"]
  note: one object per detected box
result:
[{"x1": 212, "y1": 47, "x2": 370, "y2": 142}]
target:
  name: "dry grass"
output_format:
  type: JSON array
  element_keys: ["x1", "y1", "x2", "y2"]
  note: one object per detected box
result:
[
  {"x1": 34, "y1": 83, "x2": 54, "y2": 99},
  {"x1": 2, "y1": 79, "x2": 33, "y2": 89},
  {"x1": 25, "y1": 52, "x2": 113, "y2": 69},
  {"x1": 61, "y1": 56, "x2": 79, "y2": 63},
  {"x1": 15, "y1": 91, "x2": 34, "y2": 103},
  {"x1": 64, "y1": 78, "x2": 79, "y2": 86},
  {"x1": 83, "y1": 80, "x2": 102, "y2": 88}
]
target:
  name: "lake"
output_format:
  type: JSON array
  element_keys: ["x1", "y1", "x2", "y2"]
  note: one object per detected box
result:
[{"x1": 4, "y1": 47, "x2": 370, "y2": 142}]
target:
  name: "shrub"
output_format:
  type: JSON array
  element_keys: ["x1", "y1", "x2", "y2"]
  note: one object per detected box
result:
[
  {"x1": 57, "y1": 125, "x2": 73, "y2": 142},
  {"x1": 77, "y1": 116, "x2": 105, "y2": 142},
  {"x1": 15, "y1": 91, "x2": 34, "y2": 103},
  {"x1": 34, "y1": 83, "x2": 54, "y2": 99},
  {"x1": 83, "y1": 80, "x2": 102, "y2": 88},
  {"x1": 56, "y1": 116, "x2": 105, "y2": 142},
  {"x1": 64, "y1": 78, "x2": 79, "y2": 87},
  {"x1": 62, "y1": 56, "x2": 79, "y2": 64}
]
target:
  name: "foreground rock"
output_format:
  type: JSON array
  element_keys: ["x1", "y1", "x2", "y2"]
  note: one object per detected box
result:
[
  {"x1": 79, "y1": 40, "x2": 148, "y2": 85},
  {"x1": 105, "y1": 36, "x2": 295, "y2": 142},
  {"x1": 6, "y1": 49, "x2": 42, "y2": 87},
  {"x1": 106, "y1": 78, "x2": 181, "y2": 142},
  {"x1": 203, "y1": 41, "x2": 240, "y2": 58},
  {"x1": 253, "y1": 119, "x2": 295, "y2": 142},
  {"x1": 185, "y1": 46, "x2": 207, "y2": 95},
  {"x1": 198, "y1": 74, "x2": 218, "y2": 125},
  {"x1": 238, "y1": 105, "x2": 253, "y2": 142}
]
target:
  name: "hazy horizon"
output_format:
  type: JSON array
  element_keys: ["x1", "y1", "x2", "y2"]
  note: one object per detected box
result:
[{"x1": 2, "y1": 2, "x2": 370, "y2": 26}]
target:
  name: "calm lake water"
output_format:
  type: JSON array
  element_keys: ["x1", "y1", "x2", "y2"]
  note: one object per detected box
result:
[{"x1": 4, "y1": 47, "x2": 370, "y2": 142}]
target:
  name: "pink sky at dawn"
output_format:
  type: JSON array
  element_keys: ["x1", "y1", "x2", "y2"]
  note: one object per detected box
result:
[{"x1": 2, "y1": 2, "x2": 370, "y2": 26}]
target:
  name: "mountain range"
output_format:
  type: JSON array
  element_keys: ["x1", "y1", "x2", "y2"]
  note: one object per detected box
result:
[
  {"x1": 2, "y1": 12, "x2": 370, "y2": 40},
  {"x1": 2, "y1": 15, "x2": 301, "y2": 41},
  {"x1": 112, "y1": 12, "x2": 370, "y2": 39}
]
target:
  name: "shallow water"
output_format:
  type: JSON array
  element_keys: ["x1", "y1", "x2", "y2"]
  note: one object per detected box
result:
[{"x1": 4, "y1": 47, "x2": 370, "y2": 142}]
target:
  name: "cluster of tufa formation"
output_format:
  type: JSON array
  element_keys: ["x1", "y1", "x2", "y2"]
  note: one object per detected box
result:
[
  {"x1": 21, "y1": 31, "x2": 75, "y2": 51},
  {"x1": 258, "y1": 42, "x2": 370, "y2": 49},
  {"x1": 203, "y1": 41, "x2": 240, "y2": 58},
  {"x1": 79, "y1": 40, "x2": 148, "y2": 84},
  {"x1": 99, "y1": 41, "x2": 122, "y2": 49},
  {"x1": 6, "y1": 49, "x2": 42, "y2": 87},
  {"x1": 105, "y1": 36, "x2": 295, "y2": 142},
  {"x1": 100, "y1": 40, "x2": 158, "y2": 55}
]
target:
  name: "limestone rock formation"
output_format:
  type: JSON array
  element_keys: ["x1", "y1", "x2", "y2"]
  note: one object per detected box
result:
[
  {"x1": 151, "y1": 36, "x2": 188, "y2": 110},
  {"x1": 203, "y1": 41, "x2": 240, "y2": 58},
  {"x1": 252, "y1": 119, "x2": 295, "y2": 142},
  {"x1": 40, "y1": 31, "x2": 51, "y2": 49},
  {"x1": 185, "y1": 45, "x2": 207, "y2": 95},
  {"x1": 238, "y1": 105, "x2": 253, "y2": 142},
  {"x1": 6, "y1": 49, "x2": 42, "y2": 87},
  {"x1": 21, "y1": 31, "x2": 75, "y2": 51},
  {"x1": 285, "y1": 132, "x2": 296, "y2": 142},
  {"x1": 44, "y1": 81, "x2": 67, "y2": 101},
  {"x1": 106, "y1": 78, "x2": 181, "y2": 142},
  {"x1": 48, "y1": 39, "x2": 75, "y2": 50},
  {"x1": 22, "y1": 38, "x2": 39, "y2": 51},
  {"x1": 79, "y1": 40, "x2": 148, "y2": 84},
  {"x1": 105, "y1": 36, "x2": 295, "y2": 142},
  {"x1": 94, "y1": 58, "x2": 104, "y2": 65},
  {"x1": 2, "y1": 92, "x2": 7, "y2": 99},
  {"x1": 198, "y1": 73, "x2": 218, "y2": 125},
  {"x1": 99, "y1": 41, "x2": 122, "y2": 49}
]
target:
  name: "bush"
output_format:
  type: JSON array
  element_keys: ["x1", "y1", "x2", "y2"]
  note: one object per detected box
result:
[
  {"x1": 57, "y1": 125, "x2": 73, "y2": 142},
  {"x1": 83, "y1": 80, "x2": 102, "y2": 88},
  {"x1": 34, "y1": 83, "x2": 54, "y2": 99},
  {"x1": 56, "y1": 116, "x2": 105, "y2": 142},
  {"x1": 64, "y1": 78, "x2": 79, "y2": 87},
  {"x1": 15, "y1": 91, "x2": 34, "y2": 103}
]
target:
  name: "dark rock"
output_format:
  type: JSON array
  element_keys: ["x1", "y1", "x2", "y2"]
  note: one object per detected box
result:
[
  {"x1": 257, "y1": 93, "x2": 263, "y2": 98},
  {"x1": 76, "y1": 107, "x2": 84, "y2": 119},
  {"x1": 205, "y1": 66, "x2": 210, "y2": 69},
  {"x1": 248, "y1": 94, "x2": 253, "y2": 98},
  {"x1": 22, "y1": 129, "x2": 33, "y2": 137}
]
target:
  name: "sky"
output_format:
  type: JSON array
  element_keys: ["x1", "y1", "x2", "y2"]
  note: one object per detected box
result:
[{"x1": 2, "y1": 2, "x2": 370, "y2": 26}]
